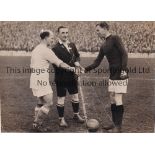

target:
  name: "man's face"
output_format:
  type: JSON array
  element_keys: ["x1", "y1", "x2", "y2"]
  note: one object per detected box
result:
[
  {"x1": 46, "y1": 32, "x2": 54, "y2": 46},
  {"x1": 58, "y1": 28, "x2": 69, "y2": 42},
  {"x1": 96, "y1": 25, "x2": 107, "y2": 39}
]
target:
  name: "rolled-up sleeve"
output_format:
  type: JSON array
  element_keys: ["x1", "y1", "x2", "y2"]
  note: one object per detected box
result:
[{"x1": 44, "y1": 49, "x2": 63, "y2": 67}]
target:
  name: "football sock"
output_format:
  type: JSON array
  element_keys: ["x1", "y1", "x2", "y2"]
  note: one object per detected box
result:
[
  {"x1": 56, "y1": 104, "x2": 64, "y2": 118},
  {"x1": 115, "y1": 105, "x2": 124, "y2": 127},
  {"x1": 71, "y1": 100, "x2": 79, "y2": 114},
  {"x1": 111, "y1": 104, "x2": 116, "y2": 124}
]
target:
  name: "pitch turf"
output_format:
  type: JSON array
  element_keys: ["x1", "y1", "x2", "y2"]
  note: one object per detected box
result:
[{"x1": 0, "y1": 56, "x2": 155, "y2": 132}]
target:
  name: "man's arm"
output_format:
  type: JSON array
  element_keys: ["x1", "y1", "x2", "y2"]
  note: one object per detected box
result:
[
  {"x1": 115, "y1": 36, "x2": 128, "y2": 71},
  {"x1": 71, "y1": 43, "x2": 80, "y2": 64},
  {"x1": 44, "y1": 49, "x2": 75, "y2": 72},
  {"x1": 59, "y1": 62, "x2": 75, "y2": 72},
  {"x1": 85, "y1": 47, "x2": 104, "y2": 72}
]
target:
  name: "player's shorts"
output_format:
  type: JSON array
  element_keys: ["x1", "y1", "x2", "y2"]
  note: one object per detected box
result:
[
  {"x1": 32, "y1": 87, "x2": 53, "y2": 97},
  {"x1": 108, "y1": 79, "x2": 128, "y2": 93},
  {"x1": 55, "y1": 79, "x2": 78, "y2": 97},
  {"x1": 30, "y1": 72, "x2": 53, "y2": 97}
]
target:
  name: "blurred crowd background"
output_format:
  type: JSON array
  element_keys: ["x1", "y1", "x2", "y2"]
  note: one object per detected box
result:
[{"x1": 0, "y1": 21, "x2": 154, "y2": 53}]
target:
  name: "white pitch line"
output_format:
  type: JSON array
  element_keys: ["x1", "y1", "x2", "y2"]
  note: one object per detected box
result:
[{"x1": 78, "y1": 77, "x2": 88, "y2": 122}]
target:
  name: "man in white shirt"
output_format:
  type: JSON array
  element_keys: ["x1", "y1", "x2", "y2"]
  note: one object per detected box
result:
[{"x1": 30, "y1": 30, "x2": 75, "y2": 131}]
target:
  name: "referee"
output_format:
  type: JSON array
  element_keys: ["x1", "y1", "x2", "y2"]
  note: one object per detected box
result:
[
  {"x1": 52, "y1": 26, "x2": 84, "y2": 127},
  {"x1": 85, "y1": 22, "x2": 129, "y2": 133}
]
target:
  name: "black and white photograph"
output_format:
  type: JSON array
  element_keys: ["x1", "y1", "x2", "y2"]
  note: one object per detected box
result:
[
  {"x1": 0, "y1": 0, "x2": 155, "y2": 155},
  {"x1": 0, "y1": 21, "x2": 154, "y2": 133}
]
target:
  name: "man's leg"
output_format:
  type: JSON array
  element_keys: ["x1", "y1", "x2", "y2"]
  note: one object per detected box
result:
[
  {"x1": 33, "y1": 93, "x2": 53, "y2": 130},
  {"x1": 57, "y1": 97, "x2": 68, "y2": 127},
  {"x1": 107, "y1": 93, "x2": 124, "y2": 133},
  {"x1": 55, "y1": 81, "x2": 68, "y2": 127},
  {"x1": 67, "y1": 78, "x2": 84, "y2": 123},
  {"x1": 34, "y1": 98, "x2": 44, "y2": 119},
  {"x1": 113, "y1": 93, "x2": 124, "y2": 132},
  {"x1": 71, "y1": 93, "x2": 85, "y2": 123},
  {"x1": 110, "y1": 92, "x2": 117, "y2": 125}
]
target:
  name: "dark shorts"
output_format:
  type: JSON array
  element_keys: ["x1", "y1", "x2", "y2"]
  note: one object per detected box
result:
[{"x1": 55, "y1": 79, "x2": 78, "y2": 97}]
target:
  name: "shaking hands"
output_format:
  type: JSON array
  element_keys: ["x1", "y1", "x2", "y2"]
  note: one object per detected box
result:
[{"x1": 67, "y1": 66, "x2": 85, "y2": 76}]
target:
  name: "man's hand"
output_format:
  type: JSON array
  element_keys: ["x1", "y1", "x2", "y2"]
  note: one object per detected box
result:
[
  {"x1": 74, "y1": 62, "x2": 80, "y2": 67},
  {"x1": 120, "y1": 70, "x2": 128, "y2": 79},
  {"x1": 74, "y1": 62, "x2": 85, "y2": 75},
  {"x1": 68, "y1": 67, "x2": 76, "y2": 72},
  {"x1": 75, "y1": 66, "x2": 82, "y2": 76},
  {"x1": 74, "y1": 66, "x2": 85, "y2": 76}
]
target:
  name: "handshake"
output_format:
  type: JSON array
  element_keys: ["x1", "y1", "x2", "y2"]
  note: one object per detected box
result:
[
  {"x1": 68, "y1": 62, "x2": 85, "y2": 76},
  {"x1": 68, "y1": 66, "x2": 85, "y2": 76}
]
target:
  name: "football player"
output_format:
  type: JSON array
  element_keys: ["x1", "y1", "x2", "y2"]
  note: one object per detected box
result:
[
  {"x1": 85, "y1": 22, "x2": 129, "y2": 133},
  {"x1": 30, "y1": 30, "x2": 76, "y2": 131}
]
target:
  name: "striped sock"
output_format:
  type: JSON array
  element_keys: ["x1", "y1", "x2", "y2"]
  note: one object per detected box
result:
[
  {"x1": 56, "y1": 104, "x2": 64, "y2": 118},
  {"x1": 71, "y1": 100, "x2": 79, "y2": 114}
]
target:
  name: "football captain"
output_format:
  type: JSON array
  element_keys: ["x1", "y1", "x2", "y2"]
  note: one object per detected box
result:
[
  {"x1": 85, "y1": 22, "x2": 129, "y2": 133},
  {"x1": 30, "y1": 30, "x2": 76, "y2": 131}
]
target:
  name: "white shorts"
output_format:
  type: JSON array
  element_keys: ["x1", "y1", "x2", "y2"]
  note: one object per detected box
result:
[
  {"x1": 32, "y1": 87, "x2": 53, "y2": 97},
  {"x1": 108, "y1": 79, "x2": 128, "y2": 93},
  {"x1": 30, "y1": 72, "x2": 53, "y2": 97}
]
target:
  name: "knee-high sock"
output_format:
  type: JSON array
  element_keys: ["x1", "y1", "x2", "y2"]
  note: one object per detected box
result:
[
  {"x1": 56, "y1": 104, "x2": 64, "y2": 118},
  {"x1": 115, "y1": 105, "x2": 124, "y2": 127},
  {"x1": 111, "y1": 104, "x2": 116, "y2": 124},
  {"x1": 71, "y1": 100, "x2": 79, "y2": 114}
]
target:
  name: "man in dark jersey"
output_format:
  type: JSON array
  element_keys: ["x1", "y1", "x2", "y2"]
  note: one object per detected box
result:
[
  {"x1": 85, "y1": 22, "x2": 128, "y2": 133},
  {"x1": 52, "y1": 26, "x2": 85, "y2": 127}
]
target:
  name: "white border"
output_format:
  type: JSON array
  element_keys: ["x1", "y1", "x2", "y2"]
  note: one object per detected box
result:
[
  {"x1": 0, "y1": 0, "x2": 155, "y2": 155},
  {"x1": 0, "y1": 0, "x2": 154, "y2": 20}
]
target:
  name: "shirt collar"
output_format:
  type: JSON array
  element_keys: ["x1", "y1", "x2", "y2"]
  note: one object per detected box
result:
[
  {"x1": 58, "y1": 39, "x2": 70, "y2": 45},
  {"x1": 105, "y1": 33, "x2": 111, "y2": 40}
]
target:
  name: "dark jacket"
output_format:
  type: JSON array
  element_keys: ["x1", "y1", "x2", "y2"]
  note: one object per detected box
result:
[{"x1": 52, "y1": 42, "x2": 80, "y2": 82}]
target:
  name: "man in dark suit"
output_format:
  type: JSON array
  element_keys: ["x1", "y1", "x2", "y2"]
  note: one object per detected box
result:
[{"x1": 52, "y1": 26, "x2": 85, "y2": 127}]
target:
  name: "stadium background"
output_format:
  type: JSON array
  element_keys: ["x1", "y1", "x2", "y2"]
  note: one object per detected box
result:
[{"x1": 0, "y1": 21, "x2": 155, "y2": 53}]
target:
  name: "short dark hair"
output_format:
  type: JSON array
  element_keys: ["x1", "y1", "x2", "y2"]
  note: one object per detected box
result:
[
  {"x1": 40, "y1": 31, "x2": 50, "y2": 40},
  {"x1": 96, "y1": 22, "x2": 109, "y2": 30},
  {"x1": 57, "y1": 26, "x2": 67, "y2": 33}
]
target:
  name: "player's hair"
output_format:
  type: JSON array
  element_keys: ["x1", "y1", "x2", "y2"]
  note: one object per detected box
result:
[
  {"x1": 57, "y1": 26, "x2": 67, "y2": 33},
  {"x1": 96, "y1": 22, "x2": 110, "y2": 30},
  {"x1": 40, "y1": 31, "x2": 50, "y2": 40}
]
